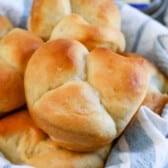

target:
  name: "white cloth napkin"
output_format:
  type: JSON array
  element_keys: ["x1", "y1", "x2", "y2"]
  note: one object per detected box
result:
[
  {"x1": 0, "y1": 1, "x2": 168, "y2": 167},
  {"x1": 0, "y1": 153, "x2": 32, "y2": 168},
  {"x1": 105, "y1": 106, "x2": 168, "y2": 168}
]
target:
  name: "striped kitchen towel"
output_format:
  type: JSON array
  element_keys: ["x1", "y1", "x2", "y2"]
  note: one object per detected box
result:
[
  {"x1": 0, "y1": 1, "x2": 168, "y2": 168},
  {"x1": 105, "y1": 105, "x2": 168, "y2": 168}
]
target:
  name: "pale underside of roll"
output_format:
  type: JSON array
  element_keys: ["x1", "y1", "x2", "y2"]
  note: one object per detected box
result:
[{"x1": 0, "y1": 110, "x2": 111, "y2": 168}]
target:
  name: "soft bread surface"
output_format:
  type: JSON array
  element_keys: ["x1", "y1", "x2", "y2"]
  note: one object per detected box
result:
[
  {"x1": 0, "y1": 110, "x2": 111, "y2": 168},
  {"x1": 28, "y1": 0, "x2": 120, "y2": 37},
  {"x1": 0, "y1": 59, "x2": 24, "y2": 113},
  {"x1": 70, "y1": 0, "x2": 121, "y2": 29},
  {"x1": 0, "y1": 28, "x2": 43, "y2": 114},
  {"x1": 28, "y1": 0, "x2": 125, "y2": 51},
  {"x1": 25, "y1": 39, "x2": 116, "y2": 152},
  {"x1": 0, "y1": 110, "x2": 46, "y2": 164},
  {"x1": 124, "y1": 52, "x2": 168, "y2": 115},
  {"x1": 50, "y1": 14, "x2": 125, "y2": 51},
  {"x1": 0, "y1": 15, "x2": 13, "y2": 39},
  {"x1": 87, "y1": 49, "x2": 149, "y2": 136},
  {"x1": 25, "y1": 39, "x2": 148, "y2": 152}
]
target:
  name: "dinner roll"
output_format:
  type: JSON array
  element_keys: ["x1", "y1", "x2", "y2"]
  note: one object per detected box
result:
[
  {"x1": 0, "y1": 15, "x2": 13, "y2": 39},
  {"x1": 124, "y1": 52, "x2": 168, "y2": 115},
  {"x1": 25, "y1": 39, "x2": 116, "y2": 152},
  {"x1": 0, "y1": 110, "x2": 111, "y2": 168},
  {"x1": 28, "y1": 0, "x2": 125, "y2": 51},
  {"x1": 50, "y1": 14, "x2": 125, "y2": 51},
  {"x1": 25, "y1": 39, "x2": 148, "y2": 152},
  {"x1": 0, "y1": 28, "x2": 43, "y2": 115}
]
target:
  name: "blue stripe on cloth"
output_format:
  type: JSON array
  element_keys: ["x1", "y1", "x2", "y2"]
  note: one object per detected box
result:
[
  {"x1": 129, "y1": 4, "x2": 150, "y2": 10},
  {"x1": 125, "y1": 119, "x2": 155, "y2": 168},
  {"x1": 3, "y1": 165, "x2": 11, "y2": 168},
  {"x1": 132, "y1": 19, "x2": 151, "y2": 52},
  {"x1": 106, "y1": 142, "x2": 121, "y2": 168},
  {"x1": 19, "y1": 0, "x2": 33, "y2": 28},
  {"x1": 157, "y1": 35, "x2": 168, "y2": 51},
  {"x1": 163, "y1": 162, "x2": 168, "y2": 168}
]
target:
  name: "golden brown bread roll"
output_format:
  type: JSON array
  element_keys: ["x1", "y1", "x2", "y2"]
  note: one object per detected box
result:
[
  {"x1": 0, "y1": 110, "x2": 46, "y2": 164},
  {"x1": 0, "y1": 15, "x2": 13, "y2": 40},
  {"x1": 123, "y1": 52, "x2": 168, "y2": 115},
  {"x1": 25, "y1": 39, "x2": 148, "y2": 152},
  {"x1": 50, "y1": 14, "x2": 125, "y2": 51},
  {"x1": 0, "y1": 110, "x2": 111, "y2": 168},
  {"x1": 0, "y1": 28, "x2": 43, "y2": 115},
  {"x1": 25, "y1": 38, "x2": 116, "y2": 152},
  {"x1": 87, "y1": 49, "x2": 149, "y2": 137},
  {"x1": 142, "y1": 93, "x2": 168, "y2": 115},
  {"x1": 28, "y1": 0, "x2": 71, "y2": 40},
  {"x1": 141, "y1": 61, "x2": 168, "y2": 115},
  {"x1": 0, "y1": 59, "x2": 24, "y2": 114},
  {"x1": 28, "y1": 0, "x2": 120, "y2": 38},
  {"x1": 70, "y1": 0, "x2": 121, "y2": 30},
  {"x1": 28, "y1": 0, "x2": 125, "y2": 51}
]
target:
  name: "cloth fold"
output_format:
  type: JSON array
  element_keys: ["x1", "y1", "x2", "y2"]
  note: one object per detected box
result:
[
  {"x1": 0, "y1": 1, "x2": 168, "y2": 167},
  {"x1": 105, "y1": 106, "x2": 168, "y2": 168}
]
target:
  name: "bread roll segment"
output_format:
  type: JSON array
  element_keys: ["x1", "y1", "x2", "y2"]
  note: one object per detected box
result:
[
  {"x1": 33, "y1": 80, "x2": 116, "y2": 151},
  {"x1": 25, "y1": 38, "x2": 89, "y2": 106},
  {"x1": 87, "y1": 49, "x2": 149, "y2": 136},
  {"x1": 0, "y1": 59, "x2": 24, "y2": 113},
  {"x1": 70, "y1": 0, "x2": 121, "y2": 29},
  {"x1": 123, "y1": 52, "x2": 168, "y2": 115},
  {"x1": 0, "y1": 110, "x2": 111, "y2": 168},
  {"x1": 0, "y1": 15, "x2": 13, "y2": 39},
  {"x1": 25, "y1": 39, "x2": 116, "y2": 152},
  {"x1": 25, "y1": 39, "x2": 148, "y2": 152},
  {"x1": 0, "y1": 28, "x2": 43, "y2": 115},
  {"x1": 50, "y1": 14, "x2": 125, "y2": 51},
  {"x1": 0, "y1": 110, "x2": 46, "y2": 164},
  {"x1": 28, "y1": 0, "x2": 120, "y2": 39},
  {"x1": 28, "y1": 0, "x2": 125, "y2": 52},
  {"x1": 0, "y1": 28, "x2": 43, "y2": 75},
  {"x1": 28, "y1": 0, "x2": 71, "y2": 40}
]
